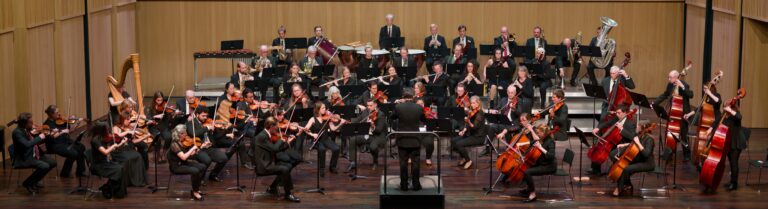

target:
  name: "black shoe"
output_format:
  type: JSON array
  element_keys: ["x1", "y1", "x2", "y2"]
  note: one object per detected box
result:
[
  {"x1": 266, "y1": 187, "x2": 279, "y2": 196},
  {"x1": 412, "y1": 183, "x2": 422, "y2": 191},
  {"x1": 345, "y1": 162, "x2": 356, "y2": 173},
  {"x1": 479, "y1": 148, "x2": 491, "y2": 157},
  {"x1": 399, "y1": 184, "x2": 409, "y2": 191},
  {"x1": 329, "y1": 168, "x2": 338, "y2": 174},
  {"x1": 522, "y1": 196, "x2": 537, "y2": 203},
  {"x1": 285, "y1": 194, "x2": 301, "y2": 203},
  {"x1": 208, "y1": 176, "x2": 223, "y2": 182},
  {"x1": 199, "y1": 191, "x2": 208, "y2": 195},
  {"x1": 191, "y1": 191, "x2": 204, "y2": 201},
  {"x1": 519, "y1": 189, "x2": 531, "y2": 196},
  {"x1": 726, "y1": 183, "x2": 738, "y2": 191},
  {"x1": 23, "y1": 184, "x2": 39, "y2": 195}
]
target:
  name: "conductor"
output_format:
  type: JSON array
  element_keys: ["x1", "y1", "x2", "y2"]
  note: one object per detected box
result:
[{"x1": 391, "y1": 90, "x2": 427, "y2": 191}]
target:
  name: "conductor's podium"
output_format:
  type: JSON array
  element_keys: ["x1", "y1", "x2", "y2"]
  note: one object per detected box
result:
[{"x1": 380, "y1": 175, "x2": 444, "y2": 209}]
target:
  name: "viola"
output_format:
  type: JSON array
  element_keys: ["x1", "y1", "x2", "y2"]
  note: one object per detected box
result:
[
  {"x1": 608, "y1": 123, "x2": 657, "y2": 182},
  {"x1": 369, "y1": 110, "x2": 378, "y2": 122},
  {"x1": 228, "y1": 93, "x2": 241, "y2": 102},
  {"x1": 30, "y1": 124, "x2": 53, "y2": 136},
  {"x1": 700, "y1": 88, "x2": 745, "y2": 191},
  {"x1": 588, "y1": 108, "x2": 638, "y2": 165}
]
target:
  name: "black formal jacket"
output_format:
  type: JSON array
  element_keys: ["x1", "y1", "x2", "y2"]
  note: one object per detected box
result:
[
  {"x1": 253, "y1": 130, "x2": 289, "y2": 175},
  {"x1": 653, "y1": 81, "x2": 694, "y2": 114},
  {"x1": 524, "y1": 37, "x2": 548, "y2": 62},
  {"x1": 452, "y1": 36, "x2": 476, "y2": 49},
  {"x1": 391, "y1": 102, "x2": 426, "y2": 148},
  {"x1": 12, "y1": 127, "x2": 44, "y2": 167},
  {"x1": 378, "y1": 24, "x2": 401, "y2": 49},
  {"x1": 597, "y1": 116, "x2": 637, "y2": 144},
  {"x1": 425, "y1": 72, "x2": 449, "y2": 87},
  {"x1": 554, "y1": 39, "x2": 578, "y2": 69},
  {"x1": 600, "y1": 76, "x2": 636, "y2": 115},
  {"x1": 550, "y1": 104, "x2": 569, "y2": 141},
  {"x1": 394, "y1": 55, "x2": 416, "y2": 68},
  {"x1": 423, "y1": 35, "x2": 448, "y2": 59}
]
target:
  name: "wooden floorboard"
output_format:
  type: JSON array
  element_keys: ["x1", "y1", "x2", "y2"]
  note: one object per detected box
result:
[{"x1": 2, "y1": 124, "x2": 767, "y2": 208}]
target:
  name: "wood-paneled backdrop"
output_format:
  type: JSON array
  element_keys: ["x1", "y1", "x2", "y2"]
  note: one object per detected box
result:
[
  {"x1": 136, "y1": 0, "x2": 685, "y2": 97},
  {"x1": 0, "y1": 0, "x2": 136, "y2": 155}
]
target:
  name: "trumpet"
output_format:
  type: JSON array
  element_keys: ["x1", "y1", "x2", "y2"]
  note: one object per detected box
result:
[{"x1": 362, "y1": 74, "x2": 395, "y2": 83}]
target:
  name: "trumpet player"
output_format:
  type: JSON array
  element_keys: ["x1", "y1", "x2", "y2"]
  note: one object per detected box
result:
[
  {"x1": 252, "y1": 45, "x2": 279, "y2": 102},
  {"x1": 493, "y1": 26, "x2": 517, "y2": 69},
  {"x1": 271, "y1": 26, "x2": 292, "y2": 65}
]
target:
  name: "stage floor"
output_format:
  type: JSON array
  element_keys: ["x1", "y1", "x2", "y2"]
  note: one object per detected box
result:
[{"x1": 1, "y1": 127, "x2": 767, "y2": 209}]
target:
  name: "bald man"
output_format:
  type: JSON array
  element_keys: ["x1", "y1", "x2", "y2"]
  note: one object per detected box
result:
[
  {"x1": 493, "y1": 26, "x2": 517, "y2": 70},
  {"x1": 554, "y1": 38, "x2": 582, "y2": 87},
  {"x1": 252, "y1": 45, "x2": 279, "y2": 102},
  {"x1": 379, "y1": 14, "x2": 401, "y2": 49},
  {"x1": 424, "y1": 24, "x2": 447, "y2": 70},
  {"x1": 653, "y1": 70, "x2": 694, "y2": 161}
]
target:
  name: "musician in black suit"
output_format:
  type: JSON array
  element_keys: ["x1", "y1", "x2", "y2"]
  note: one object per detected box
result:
[
  {"x1": 347, "y1": 100, "x2": 387, "y2": 171},
  {"x1": 42, "y1": 105, "x2": 86, "y2": 178},
  {"x1": 252, "y1": 45, "x2": 280, "y2": 102},
  {"x1": 493, "y1": 26, "x2": 518, "y2": 69},
  {"x1": 589, "y1": 104, "x2": 637, "y2": 175},
  {"x1": 307, "y1": 26, "x2": 325, "y2": 47},
  {"x1": 554, "y1": 38, "x2": 582, "y2": 87},
  {"x1": 271, "y1": 26, "x2": 292, "y2": 65},
  {"x1": 175, "y1": 90, "x2": 200, "y2": 118},
  {"x1": 391, "y1": 90, "x2": 427, "y2": 191},
  {"x1": 549, "y1": 89, "x2": 569, "y2": 142},
  {"x1": 585, "y1": 27, "x2": 611, "y2": 85},
  {"x1": 185, "y1": 108, "x2": 229, "y2": 182},
  {"x1": 653, "y1": 70, "x2": 694, "y2": 161},
  {"x1": 230, "y1": 61, "x2": 254, "y2": 92},
  {"x1": 488, "y1": 85, "x2": 524, "y2": 145},
  {"x1": 524, "y1": 26, "x2": 548, "y2": 63},
  {"x1": 394, "y1": 48, "x2": 416, "y2": 68},
  {"x1": 358, "y1": 81, "x2": 386, "y2": 105},
  {"x1": 452, "y1": 25, "x2": 475, "y2": 59},
  {"x1": 254, "y1": 117, "x2": 300, "y2": 202},
  {"x1": 379, "y1": 14, "x2": 401, "y2": 49},
  {"x1": 424, "y1": 24, "x2": 447, "y2": 70},
  {"x1": 417, "y1": 63, "x2": 449, "y2": 105},
  {"x1": 11, "y1": 112, "x2": 57, "y2": 194},
  {"x1": 600, "y1": 66, "x2": 635, "y2": 119}
]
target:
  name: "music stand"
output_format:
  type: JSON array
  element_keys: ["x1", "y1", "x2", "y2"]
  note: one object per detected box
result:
[
  {"x1": 522, "y1": 63, "x2": 545, "y2": 79},
  {"x1": 379, "y1": 84, "x2": 403, "y2": 100},
  {"x1": 338, "y1": 85, "x2": 366, "y2": 100},
  {"x1": 629, "y1": 91, "x2": 652, "y2": 109},
  {"x1": 650, "y1": 103, "x2": 671, "y2": 178},
  {"x1": 513, "y1": 46, "x2": 534, "y2": 58},
  {"x1": 356, "y1": 67, "x2": 380, "y2": 80},
  {"x1": 312, "y1": 65, "x2": 335, "y2": 79},
  {"x1": 583, "y1": 83, "x2": 607, "y2": 128},
  {"x1": 573, "y1": 127, "x2": 592, "y2": 186},
  {"x1": 341, "y1": 122, "x2": 372, "y2": 180},
  {"x1": 395, "y1": 66, "x2": 417, "y2": 82},
  {"x1": 379, "y1": 103, "x2": 396, "y2": 117},
  {"x1": 426, "y1": 119, "x2": 452, "y2": 133},
  {"x1": 330, "y1": 105, "x2": 357, "y2": 120},
  {"x1": 285, "y1": 38, "x2": 308, "y2": 49},
  {"x1": 466, "y1": 84, "x2": 483, "y2": 97},
  {"x1": 479, "y1": 44, "x2": 495, "y2": 56},
  {"x1": 286, "y1": 108, "x2": 313, "y2": 122},
  {"x1": 545, "y1": 44, "x2": 566, "y2": 57},
  {"x1": 383, "y1": 37, "x2": 404, "y2": 50},
  {"x1": 465, "y1": 47, "x2": 478, "y2": 60},
  {"x1": 425, "y1": 85, "x2": 447, "y2": 98},
  {"x1": 486, "y1": 67, "x2": 512, "y2": 101},
  {"x1": 437, "y1": 107, "x2": 466, "y2": 122},
  {"x1": 446, "y1": 64, "x2": 466, "y2": 76},
  {"x1": 579, "y1": 46, "x2": 603, "y2": 58},
  {"x1": 485, "y1": 113, "x2": 512, "y2": 125},
  {"x1": 221, "y1": 40, "x2": 244, "y2": 50},
  {"x1": 244, "y1": 80, "x2": 260, "y2": 93}
]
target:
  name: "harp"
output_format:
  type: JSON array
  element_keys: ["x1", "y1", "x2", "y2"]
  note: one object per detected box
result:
[{"x1": 106, "y1": 54, "x2": 144, "y2": 116}]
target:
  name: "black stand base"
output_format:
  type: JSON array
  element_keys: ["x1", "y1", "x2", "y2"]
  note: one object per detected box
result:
[
  {"x1": 380, "y1": 175, "x2": 444, "y2": 209},
  {"x1": 482, "y1": 175, "x2": 504, "y2": 195},
  {"x1": 304, "y1": 187, "x2": 326, "y2": 195},
  {"x1": 148, "y1": 185, "x2": 168, "y2": 193},
  {"x1": 226, "y1": 185, "x2": 246, "y2": 192}
]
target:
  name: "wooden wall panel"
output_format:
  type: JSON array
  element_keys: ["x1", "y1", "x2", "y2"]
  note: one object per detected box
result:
[
  {"x1": 743, "y1": 0, "x2": 768, "y2": 22},
  {"x1": 25, "y1": 0, "x2": 54, "y2": 27},
  {"x1": 0, "y1": 0, "x2": 12, "y2": 31},
  {"x1": 57, "y1": 17, "x2": 87, "y2": 118},
  {"x1": 89, "y1": 10, "x2": 113, "y2": 118},
  {"x1": 89, "y1": 0, "x2": 113, "y2": 12},
  {"x1": 117, "y1": 4, "x2": 139, "y2": 100},
  {"x1": 26, "y1": 24, "x2": 56, "y2": 123},
  {"x1": 711, "y1": 11, "x2": 740, "y2": 102},
  {"x1": 57, "y1": 0, "x2": 84, "y2": 19},
  {"x1": 684, "y1": 5, "x2": 705, "y2": 105},
  {"x1": 740, "y1": 19, "x2": 768, "y2": 128},
  {"x1": 137, "y1": 1, "x2": 685, "y2": 97},
  {"x1": 0, "y1": 33, "x2": 16, "y2": 153}
]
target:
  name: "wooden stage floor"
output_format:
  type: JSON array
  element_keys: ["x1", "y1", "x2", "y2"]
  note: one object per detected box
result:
[{"x1": 1, "y1": 128, "x2": 767, "y2": 209}]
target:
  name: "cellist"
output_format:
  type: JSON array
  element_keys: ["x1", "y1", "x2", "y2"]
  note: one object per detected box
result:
[
  {"x1": 653, "y1": 70, "x2": 693, "y2": 161},
  {"x1": 589, "y1": 104, "x2": 637, "y2": 175},
  {"x1": 610, "y1": 122, "x2": 655, "y2": 197},
  {"x1": 518, "y1": 124, "x2": 557, "y2": 203}
]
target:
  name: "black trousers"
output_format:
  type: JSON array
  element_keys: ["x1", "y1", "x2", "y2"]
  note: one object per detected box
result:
[
  {"x1": 421, "y1": 136, "x2": 435, "y2": 160},
  {"x1": 194, "y1": 148, "x2": 228, "y2": 179},
  {"x1": 171, "y1": 161, "x2": 206, "y2": 191},
  {"x1": 451, "y1": 135, "x2": 486, "y2": 160},
  {"x1": 49, "y1": 142, "x2": 85, "y2": 177},
  {"x1": 532, "y1": 77, "x2": 550, "y2": 109},
  {"x1": 349, "y1": 136, "x2": 385, "y2": 165},
  {"x1": 617, "y1": 161, "x2": 654, "y2": 190},
  {"x1": 264, "y1": 162, "x2": 294, "y2": 193},
  {"x1": 523, "y1": 164, "x2": 557, "y2": 192},
  {"x1": 398, "y1": 147, "x2": 421, "y2": 186},
  {"x1": 15, "y1": 156, "x2": 57, "y2": 187},
  {"x1": 315, "y1": 137, "x2": 339, "y2": 170},
  {"x1": 728, "y1": 148, "x2": 743, "y2": 184},
  {"x1": 567, "y1": 61, "x2": 583, "y2": 83}
]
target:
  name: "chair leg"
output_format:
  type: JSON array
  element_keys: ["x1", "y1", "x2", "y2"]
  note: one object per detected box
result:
[
  {"x1": 758, "y1": 167, "x2": 763, "y2": 192},
  {"x1": 546, "y1": 175, "x2": 551, "y2": 193},
  {"x1": 6, "y1": 168, "x2": 14, "y2": 194},
  {"x1": 166, "y1": 174, "x2": 173, "y2": 195},
  {"x1": 83, "y1": 174, "x2": 91, "y2": 200}
]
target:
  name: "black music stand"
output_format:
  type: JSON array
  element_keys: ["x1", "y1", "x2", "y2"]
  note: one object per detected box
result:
[
  {"x1": 486, "y1": 67, "x2": 512, "y2": 101},
  {"x1": 244, "y1": 80, "x2": 260, "y2": 93},
  {"x1": 286, "y1": 108, "x2": 313, "y2": 122},
  {"x1": 465, "y1": 47, "x2": 478, "y2": 60},
  {"x1": 425, "y1": 85, "x2": 447, "y2": 98},
  {"x1": 383, "y1": 37, "x2": 404, "y2": 50},
  {"x1": 485, "y1": 113, "x2": 512, "y2": 126},
  {"x1": 650, "y1": 103, "x2": 670, "y2": 175},
  {"x1": 395, "y1": 66, "x2": 417, "y2": 82},
  {"x1": 513, "y1": 46, "x2": 534, "y2": 58},
  {"x1": 312, "y1": 65, "x2": 335, "y2": 79},
  {"x1": 437, "y1": 107, "x2": 466, "y2": 123},
  {"x1": 583, "y1": 83, "x2": 607, "y2": 128},
  {"x1": 466, "y1": 84, "x2": 483, "y2": 97},
  {"x1": 341, "y1": 122, "x2": 372, "y2": 180},
  {"x1": 522, "y1": 63, "x2": 545, "y2": 79},
  {"x1": 579, "y1": 46, "x2": 603, "y2": 58},
  {"x1": 330, "y1": 105, "x2": 357, "y2": 120},
  {"x1": 357, "y1": 67, "x2": 380, "y2": 80},
  {"x1": 379, "y1": 84, "x2": 402, "y2": 101},
  {"x1": 573, "y1": 127, "x2": 592, "y2": 186},
  {"x1": 545, "y1": 44, "x2": 566, "y2": 57},
  {"x1": 379, "y1": 103, "x2": 396, "y2": 117},
  {"x1": 629, "y1": 91, "x2": 652, "y2": 109},
  {"x1": 221, "y1": 40, "x2": 244, "y2": 50},
  {"x1": 446, "y1": 64, "x2": 466, "y2": 76},
  {"x1": 338, "y1": 85, "x2": 366, "y2": 101},
  {"x1": 479, "y1": 44, "x2": 495, "y2": 56},
  {"x1": 285, "y1": 38, "x2": 308, "y2": 49}
]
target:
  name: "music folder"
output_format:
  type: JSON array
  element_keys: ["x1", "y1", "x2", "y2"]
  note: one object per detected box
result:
[
  {"x1": 437, "y1": 107, "x2": 466, "y2": 121},
  {"x1": 579, "y1": 46, "x2": 602, "y2": 57},
  {"x1": 446, "y1": 64, "x2": 466, "y2": 75},
  {"x1": 340, "y1": 122, "x2": 372, "y2": 137},
  {"x1": 284, "y1": 38, "x2": 308, "y2": 49},
  {"x1": 545, "y1": 44, "x2": 567, "y2": 57},
  {"x1": 396, "y1": 66, "x2": 417, "y2": 81},
  {"x1": 582, "y1": 83, "x2": 607, "y2": 101},
  {"x1": 329, "y1": 105, "x2": 357, "y2": 120},
  {"x1": 479, "y1": 44, "x2": 495, "y2": 56}
]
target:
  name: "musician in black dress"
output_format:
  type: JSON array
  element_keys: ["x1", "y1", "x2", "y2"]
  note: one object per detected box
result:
[
  {"x1": 721, "y1": 104, "x2": 745, "y2": 191},
  {"x1": 611, "y1": 122, "x2": 655, "y2": 197},
  {"x1": 303, "y1": 102, "x2": 347, "y2": 177},
  {"x1": 168, "y1": 124, "x2": 207, "y2": 201},
  {"x1": 347, "y1": 100, "x2": 387, "y2": 171},
  {"x1": 519, "y1": 124, "x2": 557, "y2": 203},
  {"x1": 600, "y1": 66, "x2": 635, "y2": 120},
  {"x1": 652, "y1": 70, "x2": 693, "y2": 161},
  {"x1": 513, "y1": 67, "x2": 535, "y2": 114},
  {"x1": 144, "y1": 91, "x2": 176, "y2": 163},
  {"x1": 378, "y1": 65, "x2": 403, "y2": 87},
  {"x1": 89, "y1": 121, "x2": 127, "y2": 199},
  {"x1": 11, "y1": 113, "x2": 57, "y2": 194},
  {"x1": 589, "y1": 104, "x2": 637, "y2": 175},
  {"x1": 450, "y1": 96, "x2": 487, "y2": 170},
  {"x1": 458, "y1": 62, "x2": 483, "y2": 95},
  {"x1": 111, "y1": 112, "x2": 147, "y2": 186},
  {"x1": 185, "y1": 107, "x2": 228, "y2": 182},
  {"x1": 254, "y1": 117, "x2": 301, "y2": 202},
  {"x1": 415, "y1": 98, "x2": 436, "y2": 166},
  {"x1": 42, "y1": 105, "x2": 85, "y2": 178}
]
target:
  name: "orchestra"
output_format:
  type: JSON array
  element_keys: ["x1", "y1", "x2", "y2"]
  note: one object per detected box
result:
[{"x1": 7, "y1": 17, "x2": 758, "y2": 207}]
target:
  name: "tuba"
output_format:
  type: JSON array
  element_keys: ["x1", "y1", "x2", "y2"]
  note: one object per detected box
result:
[{"x1": 590, "y1": 17, "x2": 618, "y2": 69}]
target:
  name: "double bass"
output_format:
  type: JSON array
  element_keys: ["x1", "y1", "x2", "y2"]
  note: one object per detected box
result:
[
  {"x1": 601, "y1": 53, "x2": 632, "y2": 122},
  {"x1": 608, "y1": 123, "x2": 657, "y2": 181},
  {"x1": 665, "y1": 61, "x2": 693, "y2": 150},
  {"x1": 692, "y1": 71, "x2": 723, "y2": 165},
  {"x1": 588, "y1": 108, "x2": 638, "y2": 165},
  {"x1": 700, "y1": 89, "x2": 746, "y2": 191}
]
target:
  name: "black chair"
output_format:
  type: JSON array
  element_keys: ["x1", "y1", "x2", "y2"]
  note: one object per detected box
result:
[
  {"x1": 82, "y1": 149, "x2": 107, "y2": 200},
  {"x1": 249, "y1": 169, "x2": 279, "y2": 201},
  {"x1": 5, "y1": 144, "x2": 37, "y2": 195},
  {"x1": 546, "y1": 148, "x2": 575, "y2": 199},
  {"x1": 165, "y1": 150, "x2": 194, "y2": 198}
]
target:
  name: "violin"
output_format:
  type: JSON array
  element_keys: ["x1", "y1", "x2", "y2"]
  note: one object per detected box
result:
[
  {"x1": 269, "y1": 127, "x2": 285, "y2": 143},
  {"x1": 373, "y1": 91, "x2": 388, "y2": 103},
  {"x1": 228, "y1": 93, "x2": 241, "y2": 102},
  {"x1": 103, "y1": 133, "x2": 123, "y2": 145},
  {"x1": 331, "y1": 96, "x2": 345, "y2": 106},
  {"x1": 203, "y1": 118, "x2": 230, "y2": 130},
  {"x1": 550, "y1": 101, "x2": 565, "y2": 118},
  {"x1": 423, "y1": 107, "x2": 436, "y2": 119},
  {"x1": 320, "y1": 111, "x2": 343, "y2": 123},
  {"x1": 369, "y1": 110, "x2": 378, "y2": 122},
  {"x1": 455, "y1": 93, "x2": 469, "y2": 108},
  {"x1": 189, "y1": 97, "x2": 207, "y2": 109},
  {"x1": 30, "y1": 124, "x2": 53, "y2": 135},
  {"x1": 181, "y1": 135, "x2": 203, "y2": 148}
]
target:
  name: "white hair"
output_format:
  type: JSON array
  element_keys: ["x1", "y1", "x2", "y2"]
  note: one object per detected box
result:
[
  {"x1": 430, "y1": 24, "x2": 438, "y2": 29},
  {"x1": 328, "y1": 86, "x2": 340, "y2": 95},
  {"x1": 385, "y1": 14, "x2": 394, "y2": 19},
  {"x1": 610, "y1": 66, "x2": 621, "y2": 73},
  {"x1": 259, "y1": 45, "x2": 269, "y2": 51},
  {"x1": 308, "y1": 46, "x2": 317, "y2": 52}
]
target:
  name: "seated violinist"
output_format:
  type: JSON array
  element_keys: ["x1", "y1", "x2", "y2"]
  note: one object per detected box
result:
[
  {"x1": 145, "y1": 91, "x2": 178, "y2": 163},
  {"x1": 347, "y1": 100, "x2": 387, "y2": 171},
  {"x1": 175, "y1": 90, "x2": 204, "y2": 117},
  {"x1": 517, "y1": 124, "x2": 557, "y2": 203},
  {"x1": 111, "y1": 111, "x2": 147, "y2": 186},
  {"x1": 416, "y1": 99, "x2": 436, "y2": 166},
  {"x1": 89, "y1": 121, "x2": 127, "y2": 199},
  {"x1": 272, "y1": 110, "x2": 304, "y2": 167},
  {"x1": 549, "y1": 89, "x2": 569, "y2": 142},
  {"x1": 43, "y1": 105, "x2": 86, "y2": 178},
  {"x1": 446, "y1": 83, "x2": 470, "y2": 108},
  {"x1": 280, "y1": 83, "x2": 313, "y2": 110},
  {"x1": 185, "y1": 107, "x2": 228, "y2": 182},
  {"x1": 118, "y1": 101, "x2": 152, "y2": 171},
  {"x1": 327, "y1": 86, "x2": 347, "y2": 107},
  {"x1": 10, "y1": 112, "x2": 57, "y2": 195},
  {"x1": 359, "y1": 81, "x2": 388, "y2": 106},
  {"x1": 169, "y1": 124, "x2": 209, "y2": 201},
  {"x1": 611, "y1": 122, "x2": 655, "y2": 197},
  {"x1": 303, "y1": 102, "x2": 348, "y2": 177},
  {"x1": 589, "y1": 104, "x2": 636, "y2": 175},
  {"x1": 254, "y1": 117, "x2": 301, "y2": 202},
  {"x1": 450, "y1": 96, "x2": 487, "y2": 170}
]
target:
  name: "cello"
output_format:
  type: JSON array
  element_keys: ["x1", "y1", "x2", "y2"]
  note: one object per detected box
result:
[
  {"x1": 608, "y1": 123, "x2": 656, "y2": 181},
  {"x1": 665, "y1": 61, "x2": 693, "y2": 150},
  {"x1": 692, "y1": 71, "x2": 723, "y2": 165},
  {"x1": 505, "y1": 126, "x2": 559, "y2": 184},
  {"x1": 588, "y1": 108, "x2": 638, "y2": 165},
  {"x1": 700, "y1": 89, "x2": 745, "y2": 191}
]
